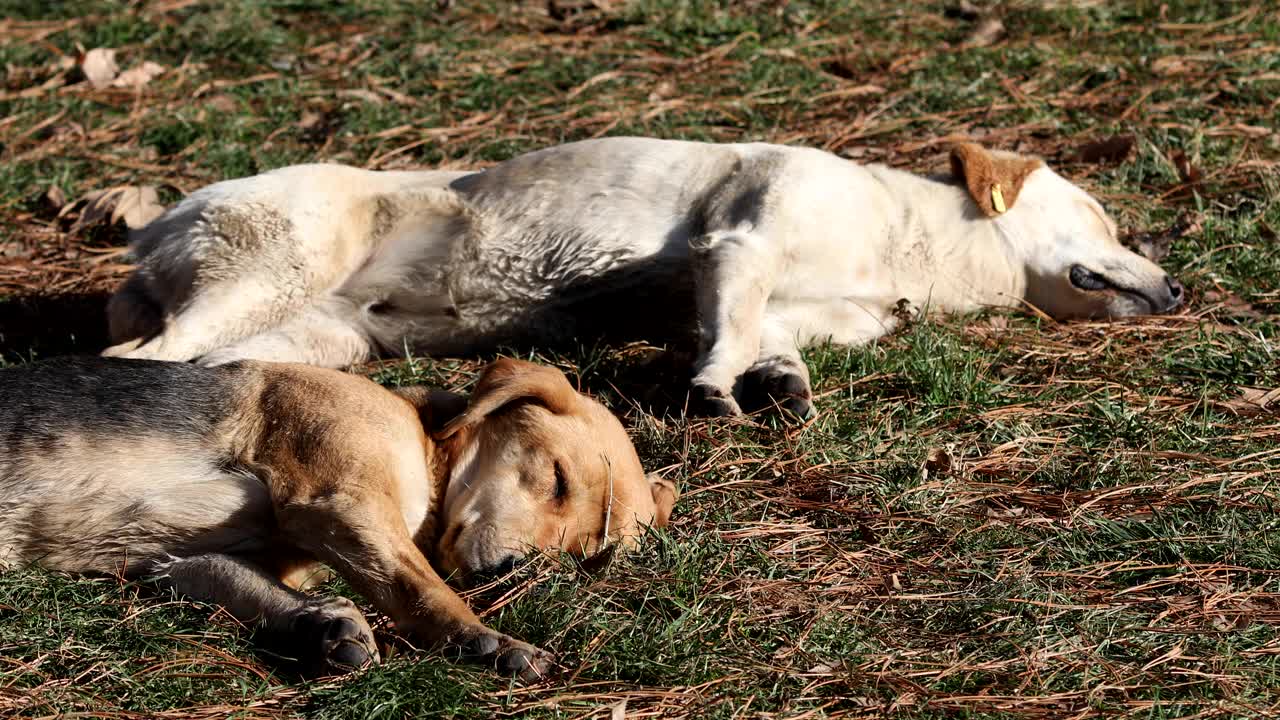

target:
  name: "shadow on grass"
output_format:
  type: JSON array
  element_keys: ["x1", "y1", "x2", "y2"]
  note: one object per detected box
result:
[{"x1": 0, "y1": 292, "x2": 113, "y2": 361}]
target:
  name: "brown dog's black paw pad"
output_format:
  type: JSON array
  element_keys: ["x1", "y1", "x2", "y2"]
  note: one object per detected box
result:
[
  {"x1": 497, "y1": 643, "x2": 555, "y2": 684},
  {"x1": 459, "y1": 632, "x2": 502, "y2": 660},
  {"x1": 323, "y1": 618, "x2": 377, "y2": 672},
  {"x1": 293, "y1": 603, "x2": 379, "y2": 677}
]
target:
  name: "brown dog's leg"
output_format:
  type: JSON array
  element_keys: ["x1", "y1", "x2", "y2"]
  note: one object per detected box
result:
[
  {"x1": 275, "y1": 493, "x2": 554, "y2": 683},
  {"x1": 151, "y1": 553, "x2": 378, "y2": 676}
]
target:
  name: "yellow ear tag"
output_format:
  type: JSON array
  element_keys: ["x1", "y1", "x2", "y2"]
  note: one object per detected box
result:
[{"x1": 991, "y1": 183, "x2": 1007, "y2": 214}]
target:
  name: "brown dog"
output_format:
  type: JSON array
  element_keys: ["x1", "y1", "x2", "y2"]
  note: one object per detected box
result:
[{"x1": 0, "y1": 356, "x2": 675, "y2": 681}]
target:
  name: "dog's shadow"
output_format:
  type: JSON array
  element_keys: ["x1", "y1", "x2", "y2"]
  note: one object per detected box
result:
[{"x1": 0, "y1": 292, "x2": 111, "y2": 360}]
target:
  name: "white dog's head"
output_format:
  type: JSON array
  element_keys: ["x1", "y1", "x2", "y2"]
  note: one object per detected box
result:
[{"x1": 951, "y1": 143, "x2": 1183, "y2": 318}]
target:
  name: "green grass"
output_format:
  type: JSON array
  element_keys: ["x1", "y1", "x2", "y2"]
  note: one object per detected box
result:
[{"x1": 2, "y1": 0, "x2": 1279, "y2": 717}]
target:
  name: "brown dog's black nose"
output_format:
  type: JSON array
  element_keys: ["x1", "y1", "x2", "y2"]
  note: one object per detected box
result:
[{"x1": 1166, "y1": 275, "x2": 1185, "y2": 309}]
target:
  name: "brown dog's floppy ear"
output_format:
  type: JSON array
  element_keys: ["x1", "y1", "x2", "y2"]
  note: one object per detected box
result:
[
  {"x1": 949, "y1": 142, "x2": 1044, "y2": 218},
  {"x1": 435, "y1": 358, "x2": 577, "y2": 439},
  {"x1": 648, "y1": 473, "x2": 678, "y2": 527}
]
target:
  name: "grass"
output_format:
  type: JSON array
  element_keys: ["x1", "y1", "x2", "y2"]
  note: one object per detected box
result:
[{"x1": 2, "y1": 0, "x2": 1279, "y2": 717}]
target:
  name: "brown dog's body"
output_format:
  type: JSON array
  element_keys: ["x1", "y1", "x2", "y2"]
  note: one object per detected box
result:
[{"x1": 0, "y1": 357, "x2": 674, "y2": 679}]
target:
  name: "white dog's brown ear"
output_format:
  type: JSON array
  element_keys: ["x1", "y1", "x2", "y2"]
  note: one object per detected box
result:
[
  {"x1": 648, "y1": 473, "x2": 677, "y2": 527},
  {"x1": 949, "y1": 143, "x2": 1043, "y2": 218},
  {"x1": 435, "y1": 358, "x2": 577, "y2": 439}
]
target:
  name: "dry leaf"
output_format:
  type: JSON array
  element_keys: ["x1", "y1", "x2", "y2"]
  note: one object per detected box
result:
[
  {"x1": 335, "y1": 88, "x2": 385, "y2": 105},
  {"x1": 297, "y1": 111, "x2": 325, "y2": 130},
  {"x1": 1151, "y1": 56, "x2": 1194, "y2": 76},
  {"x1": 944, "y1": 1, "x2": 981, "y2": 21},
  {"x1": 1170, "y1": 149, "x2": 1203, "y2": 187},
  {"x1": 204, "y1": 94, "x2": 240, "y2": 113},
  {"x1": 74, "y1": 186, "x2": 166, "y2": 231},
  {"x1": 610, "y1": 699, "x2": 627, "y2": 720},
  {"x1": 1202, "y1": 289, "x2": 1262, "y2": 319},
  {"x1": 964, "y1": 17, "x2": 1006, "y2": 47},
  {"x1": 648, "y1": 79, "x2": 676, "y2": 101},
  {"x1": 923, "y1": 447, "x2": 953, "y2": 477},
  {"x1": 44, "y1": 186, "x2": 67, "y2": 212},
  {"x1": 1126, "y1": 214, "x2": 1199, "y2": 263},
  {"x1": 1219, "y1": 387, "x2": 1277, "y2": 415},
  {"x1": 80, "y1": 47, "x2": 119, "y2": 89},
  {"x1": 112, "y1": 60, "x2": 165, "y2": 89},
  {"x1": 1074, "y1": 134, "x2": 1135, "y2": 165}
]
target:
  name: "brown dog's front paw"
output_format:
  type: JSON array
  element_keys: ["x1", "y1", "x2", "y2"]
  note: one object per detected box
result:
[
  {"x1": 293, "y1": 598, "x2": 380, "y2": 676},
  {"x1": 689, "y1": 381, "x2": 742, "y2": 417},
  {"x1": 457, "y1": 628, "x2": 555, "y2": 683}
]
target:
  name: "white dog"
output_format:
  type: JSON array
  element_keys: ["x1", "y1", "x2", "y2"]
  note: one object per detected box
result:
[{"x1": 104, "y1": 138, "x2": 1182, "y2": 417}]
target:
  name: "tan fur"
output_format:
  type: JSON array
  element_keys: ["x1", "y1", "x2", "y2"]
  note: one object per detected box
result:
[{"x1": 1, "y1": 358, "x2": 674, "y2": 681}]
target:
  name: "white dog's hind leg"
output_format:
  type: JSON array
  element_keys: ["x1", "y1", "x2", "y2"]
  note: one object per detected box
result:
[
  {"x1": 152, "y1": 553, "x2": 379, "y2": 675},
  {"x1": 106, "y1": 274, "x2": 309, "y2": 362},
  {"x1": 688, "y1": 229, "x2": 781, "y2": 416},
  {"x1": 195, "y1": 302, "x2": 374, "y2": 368}
]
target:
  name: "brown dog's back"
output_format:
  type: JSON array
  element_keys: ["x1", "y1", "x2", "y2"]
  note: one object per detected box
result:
[{"x1": 0, "y1": 358, "x2": 273, "y2": 574}]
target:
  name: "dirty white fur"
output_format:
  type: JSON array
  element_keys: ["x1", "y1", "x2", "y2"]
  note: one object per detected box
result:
[
  {"x1": 0, "y1": 437, "x2": 271, "y2": 573},
  {"x1": 105, "y1": 137, "x2": 1178, "y2": 414}
]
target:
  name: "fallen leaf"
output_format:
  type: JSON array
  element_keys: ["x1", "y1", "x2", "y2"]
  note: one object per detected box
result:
[
  {"x1": 1221, "y1": 387, "x2": 1279, "y2": 415},
  {"x1": 821, "y1": 55, "x2": 860, "y2": 80},
  {"x1": 647, "y1": 79, "x2": 676, "y2": 101},
  {"x1": 44, "y1": 186, "x2": 66, "y2": 212},
  {"x1": 923, "y1": 447, "x2": 953, "y2": 477},
  {"x1": 74, "y1": 186, "x2": 166, "y2": 231},
  {"x1": 1074, "y1": 134, "x2": 1135, "y2": 164},
  {"x1": 1170, "y1": 149, "x2": 1203, "y2": 187},
  {"x1": 964, "y1": 17, "x2": 1006, "y2": 47},
  {"x1": 1151, "y1": 56, "x2": 1194, "y2": 76},
  {"x1": 1202, "y1": 289, "x2": 1262, "y2": 319},
  {"x1": 80, "y1": 47, "x2": 119, "y2": 89},
  {"x1": 204, "y1": 94, "x2": 239, "y2": 113},
  {"x1": 610, "y1": 699, "x2": 627, "y2": 720},
  {"x1": 111, "y1": 60, "x2": 165, "y2": 89},
  {"x1": 944, "y1": 1, "x2": 981, "y2": 21},
  {"x1": 297, "y1": 111, "x2": 325, "y2": 130},
  {"x1": 335, "y1": 88, "x2": 385, "y2": 105},
  {"x1": 1126, "y1": 214, "x2": 1200, "y2": 263}
]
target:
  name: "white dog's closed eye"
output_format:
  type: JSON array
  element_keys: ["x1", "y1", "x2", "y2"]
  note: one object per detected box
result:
[{"x1": 104, "y1": 136, "x2": 1181, "y2": 417}]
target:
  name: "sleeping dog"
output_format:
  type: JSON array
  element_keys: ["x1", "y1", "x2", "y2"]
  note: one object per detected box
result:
[
  {"x1": 0, "y1": 357, "x2": 676, "y2": 681},
  {"x1": 103, "y1": 138, "x2": 1183, "y2": 417}
]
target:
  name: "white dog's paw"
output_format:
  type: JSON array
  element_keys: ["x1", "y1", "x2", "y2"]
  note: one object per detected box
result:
[
  {"x1": 742, "y1": 364, "x2": 815, "y2": 420},
  {"x1": 689, "y1": 381, "x2": 743, "y2": 417}
]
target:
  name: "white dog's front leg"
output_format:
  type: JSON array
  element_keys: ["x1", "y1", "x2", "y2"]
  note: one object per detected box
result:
[{"x1": 688, "y1": 229, "x2": 781, "y2": 416}]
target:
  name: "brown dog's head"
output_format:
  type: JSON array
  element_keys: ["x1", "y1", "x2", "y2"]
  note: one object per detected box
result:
[{"x1": 429, "y1": 358, "x2": 676, "y2": 579}]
